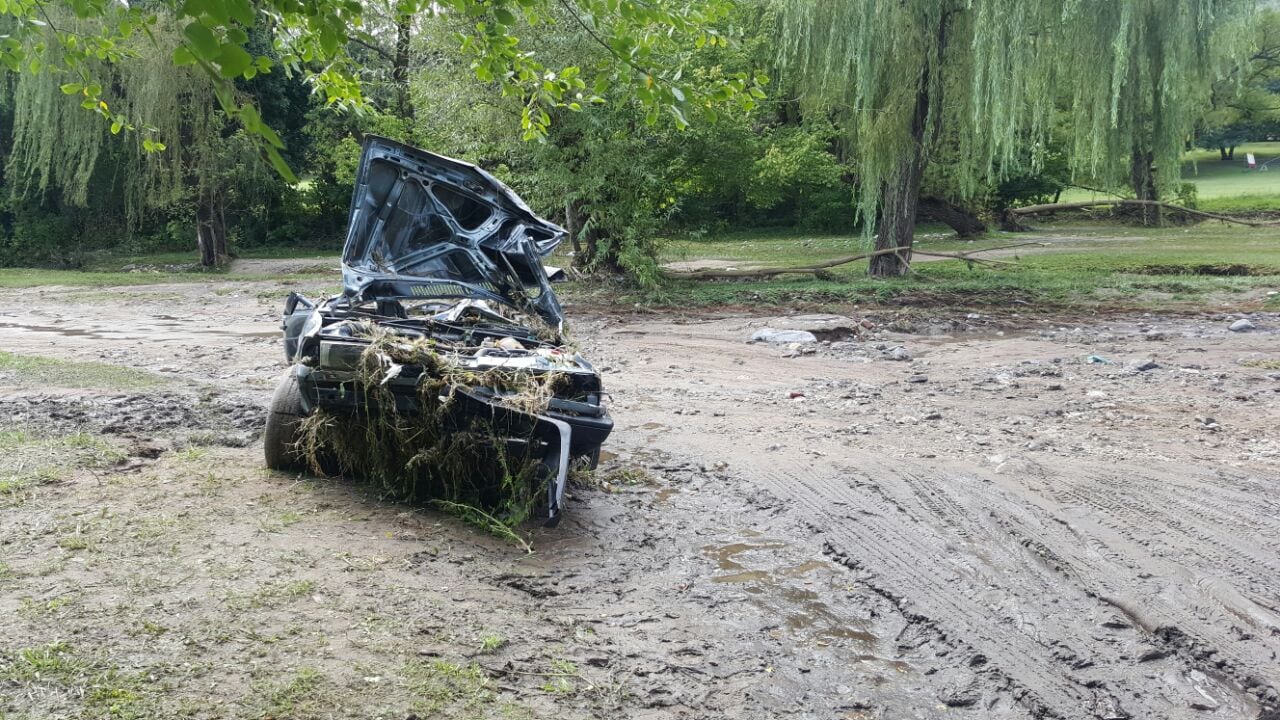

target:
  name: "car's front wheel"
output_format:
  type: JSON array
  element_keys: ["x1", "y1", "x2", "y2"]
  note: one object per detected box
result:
[{"x1": 264, "y1": 368, "x2": 307, "y2": 471}]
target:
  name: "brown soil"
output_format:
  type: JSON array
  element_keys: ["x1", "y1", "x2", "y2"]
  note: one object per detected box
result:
[{"x1": 1, "y1": 277, "x2": 1278, "y2": 719}]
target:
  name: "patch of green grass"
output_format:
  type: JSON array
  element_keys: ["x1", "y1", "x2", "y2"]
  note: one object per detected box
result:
[
  {"x1": 401, "y1": 660, "x2": 494, "y2": 714},
  {"x1": 0, "y1": 430, "x2": 124, "y2": 506},
  {"x1": 662, "y1": 223, "x2": 955, "y2": 269},
  {"x1": 252, "y1": 667, "x2": 332, "y2": 719},
  {"x1": 1, "y1": 642, "x2": 161, "y2": 718},
  {"x1": 540, "y1": 659, "x2": 581, "y2": 695},
  {"x1": 1197, "y1": 193, "x2": 1280, "y2": 213},
  {"x1": 637, "y1": 223, "x2": 1280, "y2": 311},
  {"x1": 77, "y1": 245, "x2": 339, "y2": 270},
  {"x1": 225, "y1": 578, "x2": 318, "y2": 610},
  {"x1": 237, "y1": 246, "x2": 340, "y2": 260},
  {"x1": 478, "y1": 633, "x2": 507, "y2": 654},
  {"x1": 175, "y1": 447, "x2": 209, "y2": 462},
  {"x1": 0, "y1": 351, "x2": 164, "y2": 390},
  {"x1": 1058, "y1": 142, "x2": 1280, "y2": 210}
]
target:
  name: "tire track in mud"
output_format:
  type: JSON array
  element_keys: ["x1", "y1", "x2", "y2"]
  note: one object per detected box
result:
[
  {"x1": 1048, "y1": 465, "x2": 1280, "y2": 612},
  {"x1": 1013, "y1": 461, "x2": 1280, "y2": 696},
  {"x1": 748, "y1": 455, "x2": 1267, "y2": 718}
]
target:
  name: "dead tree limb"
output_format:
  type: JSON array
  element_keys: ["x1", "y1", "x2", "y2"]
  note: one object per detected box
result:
[
  {"x1": 665, "y1": 242, "x2": 1046, "y2": 280},
  {"x1": 1008, "y1": 199, "x2": 1280, "y2": 227}
]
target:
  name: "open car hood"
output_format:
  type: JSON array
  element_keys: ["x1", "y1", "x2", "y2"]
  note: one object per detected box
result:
[{"x1": 341, "y1": 136, "x2": 567, "y2": 328}]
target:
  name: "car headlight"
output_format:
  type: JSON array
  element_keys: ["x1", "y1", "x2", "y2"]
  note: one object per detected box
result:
[{"x1": 318, "y1": 341, "x2": 366, "y2": 371}]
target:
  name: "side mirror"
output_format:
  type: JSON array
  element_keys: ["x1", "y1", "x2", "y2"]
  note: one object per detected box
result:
[
  {"x1": 283, "y1": 291, "x2": 315, "y2": 317},
  {"x1": 543, "y1": 265, "x2": 569, "y2": 283}
]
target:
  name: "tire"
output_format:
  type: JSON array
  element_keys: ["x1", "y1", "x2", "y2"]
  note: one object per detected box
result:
[
  {"x1": 264, "y1": 368, "x2": 307, "y2": 471},
  {"x1": 572, "y1": 446, "x2": 602, "y2": 472}
]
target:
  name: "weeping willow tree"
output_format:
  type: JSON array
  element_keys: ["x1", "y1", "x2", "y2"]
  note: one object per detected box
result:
[
  {"x1": 1059, "y1": 1, "x2": 1256, "y2": 226},
  {"x1": 781, "y1": 0, "x2": 1259, "y2": 277},
  {"x1": 6, "y1": 11, "x2": 268, "y2": 266}
]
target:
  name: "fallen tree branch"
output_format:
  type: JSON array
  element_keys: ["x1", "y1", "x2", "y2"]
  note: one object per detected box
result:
[
  {"x1": 664, "y1": 242, "x2": 1046, "y2": 280},
  {"x1": 1063, "y1": 183, "x2": 1127, "y2": 199},
  {"x1": 1008, "y1": 199, "x2": 1280, "y2": 227}
]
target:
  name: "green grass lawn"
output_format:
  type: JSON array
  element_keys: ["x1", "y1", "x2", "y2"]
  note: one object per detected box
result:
[
  {"x1": 1062, "y1": 141, "x2": 1280, "y2": 212},
  {"x1": 634, "y1": 223, "x2": 1280, "y2": 311},
  {"x1": 4, "y1": 219, "x2": 1277, "y2": 314}
]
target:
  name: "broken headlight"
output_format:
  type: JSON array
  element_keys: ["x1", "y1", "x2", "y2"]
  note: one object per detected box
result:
[{"x1": 319, "y1": 341, "x2": 365, "y2": 371}]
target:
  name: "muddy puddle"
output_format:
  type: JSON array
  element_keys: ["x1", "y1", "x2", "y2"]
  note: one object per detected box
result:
[{"x1": 703, "y1": 537, "x2": 882, "y2": 652}]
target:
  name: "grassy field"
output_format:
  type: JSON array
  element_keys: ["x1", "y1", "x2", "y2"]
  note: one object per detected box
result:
[
  {"x1": 645, "y1": 222, "x2": 1280, "y2": 311},
  {"x1": 1063, "y1": 141, "x2": 1280, "y2": 212},
  {"x1": 3, "y1": 220, "x2": 1277, "y2": 313}
]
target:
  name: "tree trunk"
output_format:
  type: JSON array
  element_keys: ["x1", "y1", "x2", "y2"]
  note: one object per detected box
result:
[
  {"x1": 1228, "y1": 145, "x2": 1236, "y2": 160},
  {"x1": 870, "y1": 155, "x2": 925, "y2": 277},
  {"x1": 564, "y1": 199, "x2": 582, "y2": 258},
  {"x1": 195, "y1": 194, "x2": 227, "y2": 268},
  {"x1": 1219, "y1": 146, "x2": 1230, "y2": 161},
  {"x1": 1129, "y1": 148, "x2": 1160, "y2": 226},
  {"x1": 393, "y1": 16, "x2": 412, "y2": 119},
  {"x1": 919, "y1": 197, "x2": 987, "y2": 237},
  {"x1": 868, "y1": 10, "x2": 951, "y2": 278}
]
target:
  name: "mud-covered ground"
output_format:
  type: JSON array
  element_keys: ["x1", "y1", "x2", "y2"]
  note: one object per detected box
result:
[{"x1": 1, "y1": 269, "x2": 1278, "y2": 719}]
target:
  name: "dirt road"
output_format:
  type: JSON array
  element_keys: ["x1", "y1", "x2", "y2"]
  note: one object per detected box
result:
[{"x1": 2, "y1": 273, "x2": 1278, "y2": 719}]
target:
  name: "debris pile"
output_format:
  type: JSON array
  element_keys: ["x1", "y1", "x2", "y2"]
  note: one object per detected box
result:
[{"x1": 296, "y1": 324, "x2": 568, "y2": 530}]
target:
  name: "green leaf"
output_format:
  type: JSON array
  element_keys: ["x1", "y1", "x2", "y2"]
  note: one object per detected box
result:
[
  {"x1": 60, "y1": 83, "x2": 83, "y2": 95},
  {"x1": 264, "y1": 145, "x2": 298, "y2": 183},
  {"x1": 216, "y1": 45, "x2": 252, "y2": 78},
  {"x1": 172, "y1": 46, "x2": 196, "y2": 66},
  {"x1": 226, "y1": 0, "x2": 254, "y2": 26},
  {"x1": 182, "y1": 22, "x2": 219, "y2": 59},
  {"x1": 494, "y1": 7, "x2": 516, "y2": 25}
]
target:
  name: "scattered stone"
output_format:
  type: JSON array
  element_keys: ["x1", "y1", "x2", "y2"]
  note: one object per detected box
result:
[
  {"x1": 1229, "y1": 319, "x2": 1255, "y2": 332},
  {"x1": 782, "y1": 342, "x2": 818, "y2": 358},
  {"x1": 906, "y1": 374, "x2": 929, "y2": 384},
  {"x1": 1047, "y1": 383, "x2": 1064, "y2": 391},
  {"x1": 1189, "y1": 698, "x2": 1220, "y2": 712},
  {"x1": 887, "y1": 347, "x2": 912, "y2": 362},
  {"x1": 788, "y1": 391, "x2": 806, "y2": 399},
  {"x1": 1137, "y1": 648, "x2": 1170, "y2": 662},
  {"x1": 750, "y1": 328, "x2": 818, "y2": 344},
  {"x1": 1087, "y1": 390, "x2": 1109, "y2": 399},
  {"x1": 938, "y1": 681, "x2": 981, "y2": 708},
  {"x1": 1133, "y1": 360, "x2": 1159, "y2": 372},
  {"x1": 924, "y1": 411, "x2": 943, "y2": 420}
]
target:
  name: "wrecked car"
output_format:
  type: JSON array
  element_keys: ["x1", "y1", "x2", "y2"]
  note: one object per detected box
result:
[{"x1": 263, "y1": 136, "x2": 612, "y2": 525}]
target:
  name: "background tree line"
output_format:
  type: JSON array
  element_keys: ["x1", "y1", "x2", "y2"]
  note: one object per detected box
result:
[{"x1": 0, "y1": 0, "x2": 1277, "y2": 278}]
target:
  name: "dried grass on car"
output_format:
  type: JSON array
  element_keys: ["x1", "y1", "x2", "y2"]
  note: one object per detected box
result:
[{"x1": 295, "y1": 324, "x2": 567, "y2": 536}]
